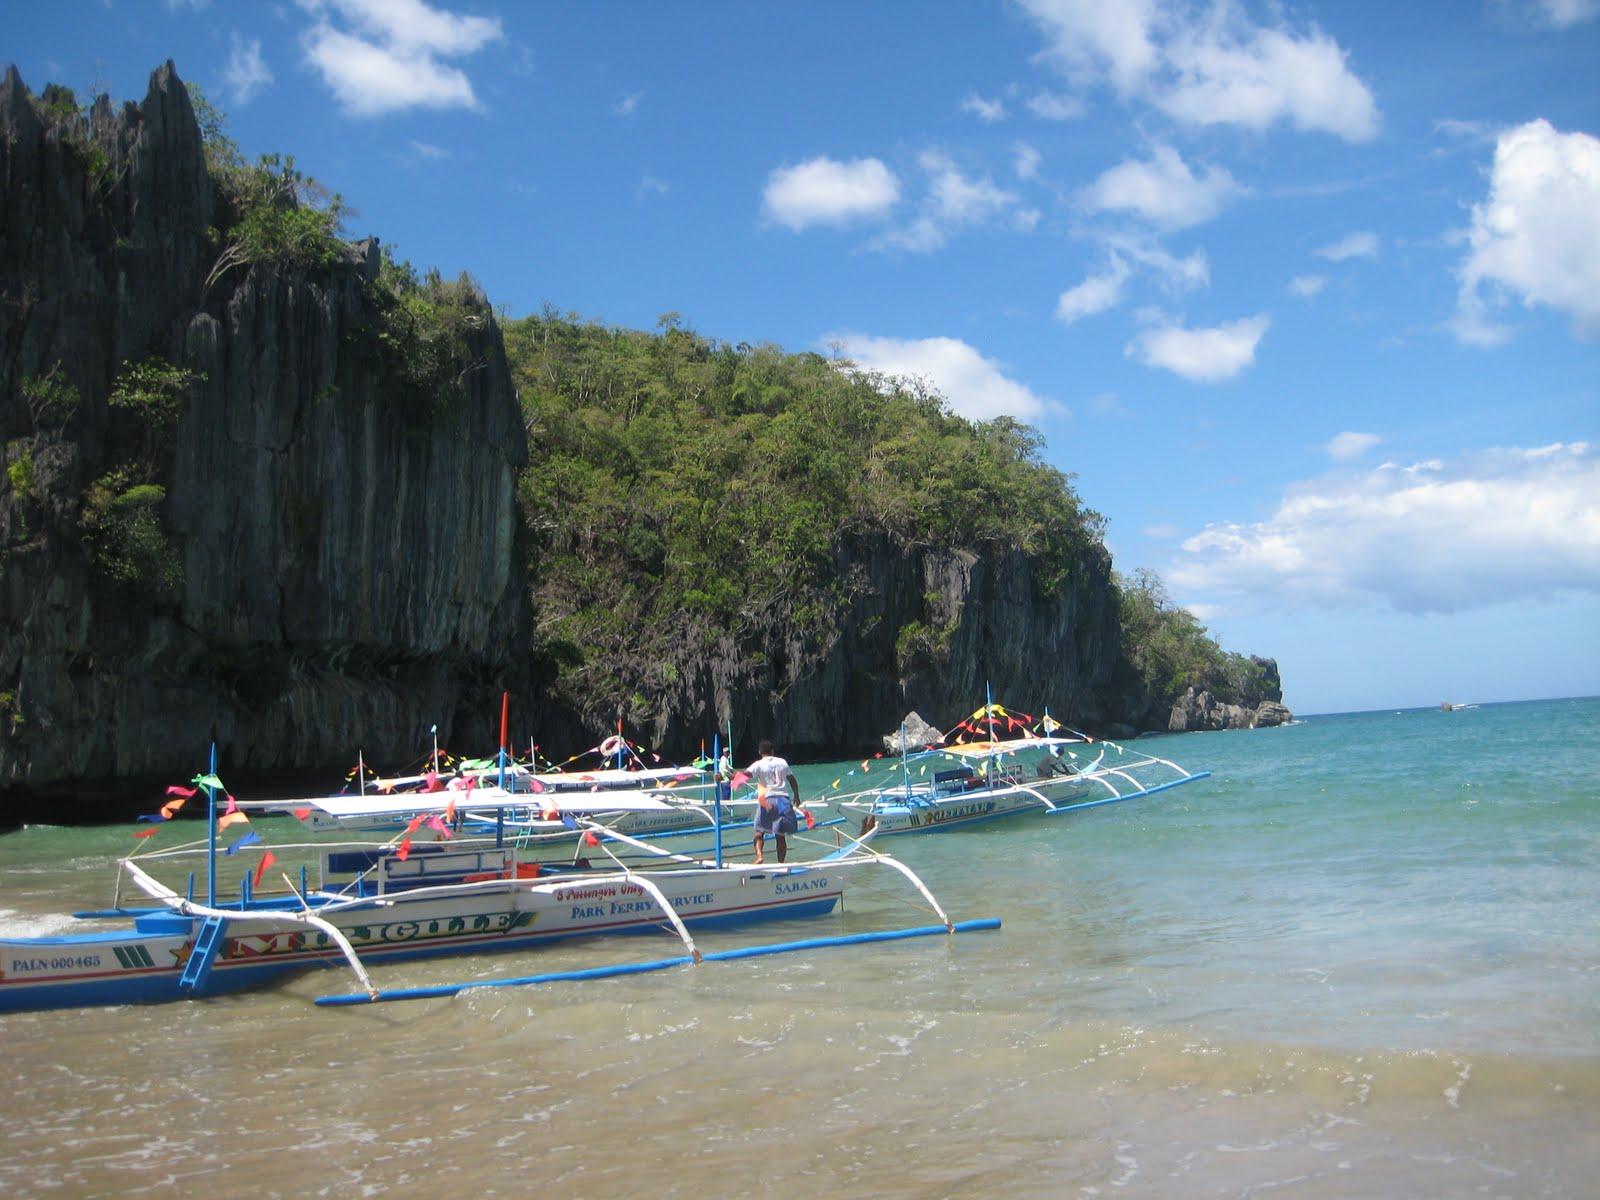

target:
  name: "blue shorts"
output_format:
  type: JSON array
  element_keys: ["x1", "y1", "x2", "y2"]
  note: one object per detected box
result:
[{"x1": 755, "y1": 802, "x2": 797, "y2": 835}]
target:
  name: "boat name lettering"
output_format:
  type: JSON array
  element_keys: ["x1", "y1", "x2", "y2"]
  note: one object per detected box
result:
[
  {"x1": 908, "y1": 801, "x2": 996, "y2": 826},
  {"x1": 7, "y1": 954, "x2": 105, "y2": 973},
  {"x1": 773, "y1": 876, "x2": 829, "y2": 895}
]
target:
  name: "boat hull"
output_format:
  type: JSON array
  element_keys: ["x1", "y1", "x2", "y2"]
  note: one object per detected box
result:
[{"x1": 0, "y1": 866, "x2": 843, "y2": 1014}]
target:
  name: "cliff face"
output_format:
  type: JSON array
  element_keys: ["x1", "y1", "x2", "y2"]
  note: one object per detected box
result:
[
  {"x1": 1, "y1": 64, "x2": 526, "y2": 798},
  {"x1": 1, "y1": 61, "x2": 1282, "y2": 809},
  {"x1": 626, "y1": 530, "x2": 1120, "y2": 760}
]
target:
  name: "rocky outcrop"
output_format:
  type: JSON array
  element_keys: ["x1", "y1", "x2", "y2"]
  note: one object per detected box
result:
[
  {"x1": 1168, "y1": 687, "x2": 1294, "y2": 732},
  {"x1": 880, "y1": 712, "x2": 943, "y2": 754},
  {"x1": 1, "y1": 64, "x2": 526, "y2": 803}
]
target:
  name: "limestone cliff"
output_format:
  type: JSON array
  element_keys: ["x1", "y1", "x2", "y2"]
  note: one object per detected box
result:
[{"x1": 1, "y1": 64, "x2": 526, "y2": 807}]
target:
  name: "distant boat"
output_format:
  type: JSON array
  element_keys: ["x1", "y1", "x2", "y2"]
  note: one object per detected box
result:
[{"x1": 1440, "y1": 701, "x2": 1480, "y2": 712}]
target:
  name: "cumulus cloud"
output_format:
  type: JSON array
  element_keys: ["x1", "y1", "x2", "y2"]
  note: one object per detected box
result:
[
  {"x1": 1315, "y1": 230, "x2": 1379, "y2": 260},
  {"x1": 825, "y1": 332, "x2": 1054, "y2": 421},
  {"x1": 872, "y1": 151, "x2": 1019, "y2": 253},
  {"x1": 1081, "y1": 144, "x2": 1244, "y2": 230},
  {"x1": 299, "y1": 0, "x2": 503, "y2": 116},
  {"x1": 1170, "y1": 442, "x2": 1600, "y2": 614},
  {"x1": 224, "y1": 34, "x2": 273, "y2": 105},
  {"x1": 1126, "y1": 314, "x2": 1269, "y2": 382},
  {"x1": 1019, "y1": 0, "x2": 1379, "y2": 141},
  {"x1": 1013, "y1": 141, "x2": 1042, "y2": 180},
  {"x1": 1454, "y1": 119, "x2": 1600, "y2": 345},
  {"x1": 960, "y1": 92, "x2": 1008, "y2": 122},
  {"x1": 761, "y1": 156, "x2": 900, "y2": 231},
  {"x1": 1289, "y1": 274, "x2": 1326, "y2": 298},
  {"x1": 1025, "y1": 90, "x2": 1086, "y2": 120},
  {"x1": 1527, "y1": 0, "x2": 1600, "y2": 27},
  {"x1": 614, "y1": 91, "x2": 643, "y2": 117},
  {"x1": 1326, "y1": 431, "x2": 1381, "y2": 461},
  {"x1": 1057, "y1": 256, "x2": 1132, "y2": 323}
]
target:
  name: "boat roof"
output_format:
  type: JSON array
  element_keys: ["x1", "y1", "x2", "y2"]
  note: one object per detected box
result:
[
  {"x1": 939, "y1": 736, "x2": 1086, "y2": 758},
  {"x1": 265, "y1": 787, "x2": 678, "y2": 819}
]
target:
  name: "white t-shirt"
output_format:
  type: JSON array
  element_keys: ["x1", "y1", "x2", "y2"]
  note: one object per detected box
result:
[{"x1": 747, "y1": 755, "x2": 793, "y2": 803}]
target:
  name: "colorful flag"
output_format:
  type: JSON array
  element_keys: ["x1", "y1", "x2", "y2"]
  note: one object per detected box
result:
[
  {"x1": 293, "y1": 807, "x2": 312, "y2": 821},
  {"x1": 253, "y1": 850, "x2": 277, "y2": 888},
  {"x1": 425, "y1": 815, "x2": 452, "y2": 839},
  {"x1": 396, "y1": 837, "x2": 413, "y2": 862},
  {"x1": 224, "y1": 831, "x2": 262, "y2": 856},
  {"x1": 583, "y1": 831, "x2": 600, "y2": 847},
  {"x1": 133, "y1": 827, "x2": 160, "y2": 838},
  {"x1": 217, "y1": 811, "x2": 249, "y2": 830}
]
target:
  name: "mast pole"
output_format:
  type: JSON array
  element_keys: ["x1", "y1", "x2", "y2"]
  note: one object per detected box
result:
[{"x1": 206, "y1": 742, "x2": 218, "y2": 906}]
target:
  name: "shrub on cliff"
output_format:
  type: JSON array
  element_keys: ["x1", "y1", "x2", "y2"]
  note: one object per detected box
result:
[
  {"x1": 1115, "y1": 567, "x2": 1268, "y2": 712},
  {"x1": 503, "y1": 311, "x2": 1105, "y2": 707}
]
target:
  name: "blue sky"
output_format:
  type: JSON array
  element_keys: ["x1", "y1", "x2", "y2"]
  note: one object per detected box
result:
[{"x1": 10, "y1": 0, "x2": 1599, "y2": 715}]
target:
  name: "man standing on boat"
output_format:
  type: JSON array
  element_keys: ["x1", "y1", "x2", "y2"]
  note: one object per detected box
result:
[{"x1": 748, "y1": 739, "x2": 800, "y2": 864}]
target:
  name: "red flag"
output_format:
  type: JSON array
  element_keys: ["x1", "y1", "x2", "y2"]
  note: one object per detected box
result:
[
  {"x1": 404, "y1": 813, "x2": 426, "y2": 836},
  {"x1": 802, "y1": 807, "x2": 816, "y2": 831},
  {"x1": 583, "y1": 831, "x2": 600, "y2": 847},
  {"x1": 397, "y1": 836, "x2": 413, "y2": 862},
  {"x1": 253, "y1": 850, "x2": 277, "y2": 889},
  {"x1": 293, "y1": 807, "x2": 312, "y2": 821},
  {"x1": 133, "y1": 827, "x2": 160, "y2": 839}
]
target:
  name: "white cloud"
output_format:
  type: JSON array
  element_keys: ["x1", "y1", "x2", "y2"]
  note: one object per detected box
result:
[
  {"x1": 1289, "y1": 274, "x2": 1326, "y2": 298},
  {"x1": 1114, "y1": 236, "x2": 1209, "y2": 294},
  {"x1": 298, "y1": 0, "x2": 503, "y2": 117},
  {"x1": 1315, "y1": 230, "x2": 1379, "y2": 260},
  {"x1": 1528, "y1": 0, "x2": 1600, "y2": 27},
  {"x1": 408, "y1": 139, "x2": 450, "y2": 160},
  {"x1": 306, "y1": 0, "x2": 501, "y2": 55},
  {"x1": 1019, "y1": 0, "x2": 1378, "y2": 141},
  {"x1": 223, "y1": 34, "x2": 273, "y2": 105},
  {"x1": 1454, "y1": 119, "x2": 1600, "y2": 344},
  {"x1": 1013, "y1": 141, "x2": 1042, "y2": 180},
  {"x1": 761, "y1": 156, "x2": 900, "y2": 231},
  {"x1": 872, "y1": 151, "x2": 1019, "y2": 253},
  {"x1": 1082, "y1": 144, "x2": 1244, "y2": 230},
  {"x1": 1170, "y1": 442, "x2": 1600, "y2": 614},
  {"x1": 638, "y1": 173, "x2": 669, "y2": 198},
  {"x1": 825, "y1": 332, "x2": 1054, "y2": 422},
  {"x1": 1057, "y1": 256, "x2": 1131, "y2": 323},
  {"x1": 1126, "y1": 314, "x2": 1269, "y2": 382},
  {"x1": 1326, "y1": 431, "x2": 1381, "y2": 461},
  {"x1": 960, "y1": 92, "x2": 1007, "y2": 122},
  {"x1": 1025, "y1": 90, "x2": 1086, "y2": 120},
  {"x1": 614, "y1": 91, "x2": 643, "y2": 117}
]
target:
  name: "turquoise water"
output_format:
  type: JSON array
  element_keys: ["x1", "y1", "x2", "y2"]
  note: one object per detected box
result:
[{"x1": 1, "y1": 697, "x2": 1596, "y2": 1197}]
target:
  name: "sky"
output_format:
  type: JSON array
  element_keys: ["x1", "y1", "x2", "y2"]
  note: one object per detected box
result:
[{"x1": 8, "y1": 0, "x2": 1599, "y2": 716}]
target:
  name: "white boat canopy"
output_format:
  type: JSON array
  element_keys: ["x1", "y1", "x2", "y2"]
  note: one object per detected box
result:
[{"x1": 249, "y1": 787, "x2": 679, "y2": 820}]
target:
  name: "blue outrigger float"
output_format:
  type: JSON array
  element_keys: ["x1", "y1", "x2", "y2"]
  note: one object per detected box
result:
[{"x1": 0, "y1": 734, "x2": 997, "y2": 1014}]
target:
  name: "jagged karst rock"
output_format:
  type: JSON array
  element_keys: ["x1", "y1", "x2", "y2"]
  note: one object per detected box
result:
[
  {"x1": 881, "y1": 712, "x2": 943, "y2": 754},
  {"x1": 1254, "y1": 701, "x2": 1293, "y2": 727},
  {"x1": 1, "y1": 63, "x2": 526, "y2": 801}
]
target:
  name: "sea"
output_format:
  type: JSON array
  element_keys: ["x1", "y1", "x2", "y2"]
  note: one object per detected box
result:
[{"x1": 0, "y1": 697, "x2": 1595, "y2": 1198}]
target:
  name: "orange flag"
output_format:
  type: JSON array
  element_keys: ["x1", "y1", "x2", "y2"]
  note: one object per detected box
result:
[
  {"x1": 217, "y1": 811, "x2": 249, "y2": 830},
  {"x1": 253, "y1": 850, "x2": 277, "y2": 889}
]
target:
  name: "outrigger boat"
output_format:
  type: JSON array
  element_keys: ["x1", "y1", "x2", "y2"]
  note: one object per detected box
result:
[
  {"x1": 831, "y1": 697, "x2": 1210, "y2": 837},
  {"x1": 0, "y1": 742, "x2": 993, "y2": 1014}
]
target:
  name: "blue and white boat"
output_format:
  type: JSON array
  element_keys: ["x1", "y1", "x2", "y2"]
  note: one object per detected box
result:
[
  {"x1": 832, "y1": 701, "x2": 1210, "y2": 837},
  {"x1": 0, "y1": 769, "x2": 993, "y2": 1014}
]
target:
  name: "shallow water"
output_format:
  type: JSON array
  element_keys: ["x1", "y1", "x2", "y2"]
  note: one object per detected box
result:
[{"x1": 2, "y1": 697, "x2": 1596, "y2": 1197}]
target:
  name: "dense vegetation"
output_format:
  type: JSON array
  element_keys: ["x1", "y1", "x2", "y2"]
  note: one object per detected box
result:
[
  {"x1": 1116, "y1": 568, "x2": 1277, "y2": 709},
  {"x1": 502, "y1": 312, "x2": 1105, "y2": 703}
]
